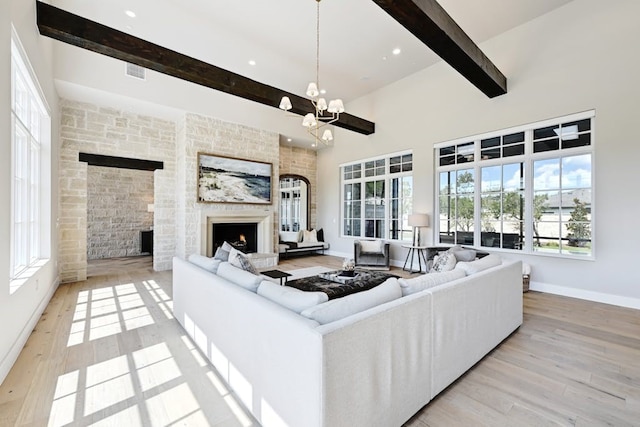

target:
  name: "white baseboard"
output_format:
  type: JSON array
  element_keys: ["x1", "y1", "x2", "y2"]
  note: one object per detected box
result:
[
  {"x1": 0, "y1": 278, "x2": 60, "y2": 385},
  {"x1": 530, "y1": 281, "x2": 640, "y2": 310}
]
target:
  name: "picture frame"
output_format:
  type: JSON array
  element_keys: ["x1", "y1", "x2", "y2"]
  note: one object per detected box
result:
[{"x1": 197, "y1": 152, "x2": 272, "y2": 204}]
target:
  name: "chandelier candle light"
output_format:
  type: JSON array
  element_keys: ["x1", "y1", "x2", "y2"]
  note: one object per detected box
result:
[{"x1": 279, "y1": 0, "x2": 344, "y2": 147}]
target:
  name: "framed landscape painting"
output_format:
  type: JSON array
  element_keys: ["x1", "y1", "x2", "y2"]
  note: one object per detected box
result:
[{"x1": 197, "y1": 152, "x2": 272, "y2": 204}]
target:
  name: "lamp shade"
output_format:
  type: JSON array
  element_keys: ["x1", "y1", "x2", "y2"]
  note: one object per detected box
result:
[
  {"x1": 408, "y1": 213, "x2": 429, "y2": 227},
  {"x1": 279, "y1": 96, "x2": 292, "y2": 111}
]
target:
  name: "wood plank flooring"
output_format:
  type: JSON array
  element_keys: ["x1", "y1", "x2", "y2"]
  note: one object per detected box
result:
[{"x1": 1, "y1": 255, "x2": 639, "y2": 426}]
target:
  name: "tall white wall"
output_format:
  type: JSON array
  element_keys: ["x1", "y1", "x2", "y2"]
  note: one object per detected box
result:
[
  {"x1": 319, "y1": 0, "x2": 640, "y2": 307},
  {"x1": 1, "y1": 0, "x2": 60, "y2": 383}
]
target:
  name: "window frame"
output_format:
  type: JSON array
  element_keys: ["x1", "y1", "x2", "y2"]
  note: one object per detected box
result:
[
  {"x1": 435, "y1": 110, "x2": 595, "y2": 260},
  {"x1": 340, "y1": 151, "x2": 413, "y2": 241},
  {"x1": 10, "y1": 33, "x2": 51, "y2": 288}
]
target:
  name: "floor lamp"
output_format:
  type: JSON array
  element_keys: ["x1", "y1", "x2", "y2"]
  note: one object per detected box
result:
[{"x1": 408, "y1": 213, "x2": 430, "y2": 247}]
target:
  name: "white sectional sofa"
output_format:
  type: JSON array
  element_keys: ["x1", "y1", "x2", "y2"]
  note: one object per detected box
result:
[{"x1": 172, "y1": 254, "x2": 523, "y2": 427}]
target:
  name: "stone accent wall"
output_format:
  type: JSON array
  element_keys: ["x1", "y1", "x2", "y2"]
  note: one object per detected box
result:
[
  {"x1": 87, "y1": 166, "x2": 154, "y2": 259},
  {"x1": 59, "y1": 99, "x2": 176, "y2": 282},
  {"x1": 176, "y1": 113, "x2": 279, "y2": 258},
  {"x1": 279, "y1": 145, "x2": 318, "y2": 228}
]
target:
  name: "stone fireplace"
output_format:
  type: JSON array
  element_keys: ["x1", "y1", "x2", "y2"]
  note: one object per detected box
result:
[{"x1": 203, "y1": 209, "x2": 277, "y2": 268}]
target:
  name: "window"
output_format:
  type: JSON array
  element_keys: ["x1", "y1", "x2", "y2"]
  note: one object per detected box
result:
[
  {"x1": 435, "y1": 111, "x2": 594, "y2": 258},
  {"x1": 11, "y1": 37, "x2": 50, "y2": 281},
  {"x1": 342, "y1": 152, "x2": 413, "y2": 241}
]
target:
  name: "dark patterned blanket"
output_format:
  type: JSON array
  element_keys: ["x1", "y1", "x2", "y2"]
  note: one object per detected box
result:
[{"x1": 286, "y1": 269, "x2": 398, "y2": 300}]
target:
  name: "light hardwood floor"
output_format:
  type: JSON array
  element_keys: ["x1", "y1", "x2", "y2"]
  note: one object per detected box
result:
[{"x1": 1, "y1": 255, "x2": 639, "y2": 426}]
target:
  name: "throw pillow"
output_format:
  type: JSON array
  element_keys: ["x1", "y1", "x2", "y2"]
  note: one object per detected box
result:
[
  {"x1": 359, "y1": 239, "x2": 383, "y2": 254},
  {"x1": 455, "y1": 254, "x2": 502, "y2": 275},
  {"x1": 213, "y1": 246, "x2": 230, "y2": 261},
  {"x1": 228, "y1": 247, "x2": 259, "y2": 275},
  {"x1": 302, "y1": 229, "x2": 318, "y2": 243},
  {"x1": 279, "y1": 231, "x2": 300, "y2": 243},
  {"x1": 316, "y1": 228, "x2": 324, "y2": 242},
  {"x1": 430, "y1": 251, "x2": 457, "y2": 273},
  {"x1": 452, "y1": 249, "x2": 476, "y2": 262},
  {"x1": 236, "y1": 253, "x2": 260, "y2": 276}
]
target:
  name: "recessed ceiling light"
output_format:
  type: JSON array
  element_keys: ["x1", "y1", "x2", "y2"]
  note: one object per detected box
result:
[
  {"x1": 392, "y1": 47, "x2": 402, "y2": 55},
  {"x1": 320, "y1": 89, "x2": 326, "y2": 95},
  {"x1": 287, "y1": 138, "x2": 292, "y2": 142},
  {"x1": 125, "y1": 10, "x2": 136, "y2": 18},
  {"x1": 382, "y1": 56, "x2": 388, "y2": 61},
  {"x1": 248, "y1": 60, "x2": 256, "y2": 66}
]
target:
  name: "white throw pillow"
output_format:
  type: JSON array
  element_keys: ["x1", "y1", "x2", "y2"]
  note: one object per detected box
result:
[
  {"x1": 188, "y1": 254, "x2": 221, "y2": 273},
  {"x1": 280, "y1": 231, "x2": 301, "y2": 243},
  {"x1": 302, "y1": 229, "x2": 318, "y2": 243},
  {"x1": 359, "y1": 240, "x2": 383, "y2": 254},
  {"x1": 430, "y1": 251, "x2": 457, "y2": 273},
  {"x1": 216, "y1": 262, "x2": 261, "y2": 292},
  {"x1": 257, "y1": 280, "x2": 328, "y2": 313},
  {"x1": 300, "y1": 278, "x2": 401, "y2": 325},
  {"x1": 455, "y1": 254, "x2": 502, "y2": 276},
  {"x1": 398, "y1": 269, "x2": 465, "y2": 296}
]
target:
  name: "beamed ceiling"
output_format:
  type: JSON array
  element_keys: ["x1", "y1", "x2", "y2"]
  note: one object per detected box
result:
[{"x1": 42, "y1": 0, "x2": 574, "y2": 144}]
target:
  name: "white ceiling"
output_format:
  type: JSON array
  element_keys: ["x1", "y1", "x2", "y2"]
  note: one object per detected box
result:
[{"x1": 51, "y1": 0, "x2": 574, "y2": 145}]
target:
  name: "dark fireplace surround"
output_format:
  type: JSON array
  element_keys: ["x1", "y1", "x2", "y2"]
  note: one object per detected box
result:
[{"x1": 212, "y1": 222, "x2": 258, "y2": 254}]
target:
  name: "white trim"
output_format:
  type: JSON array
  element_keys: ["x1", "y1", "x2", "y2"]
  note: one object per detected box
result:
[
  {"x1": 434, "y1": 109, "x2": 595, "y2": 149},
  {"x1": 530, "y1": 281, "x2": 640, "y2": 310},
  {"x1": 339, "y1": 149, "x2": 412, "y2": 168},
  {"x1": 0, "y1": 277, "x2": 60, "y2": 384}
]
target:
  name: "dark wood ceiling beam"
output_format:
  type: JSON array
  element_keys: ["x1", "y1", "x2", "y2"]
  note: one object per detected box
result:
[
  {"x1": 371, "y1": 0, "x2": 507, "y2": 98},
  {"x1": 36, "y1": 1, "x2": 375, "y2": 135},
  {"x1": 79, "y1": 153, "x2": 164, "y2": 171}
]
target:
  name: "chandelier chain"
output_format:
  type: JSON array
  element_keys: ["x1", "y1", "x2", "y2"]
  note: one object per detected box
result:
[{"x1": 316, "y1": 0, "x2": 320, "y2": 93}]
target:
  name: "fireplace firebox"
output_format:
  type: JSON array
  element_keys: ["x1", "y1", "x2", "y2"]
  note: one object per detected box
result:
[{"x1": 212, "y1": 222, "x2": 258, "y2": 254}]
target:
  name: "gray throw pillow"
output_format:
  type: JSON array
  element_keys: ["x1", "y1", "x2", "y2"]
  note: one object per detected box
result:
[
  {"x1": 213, "y1": 246, "x2": 230, "y2": 261},
  {"x1": 453, "y1": 249, "x2": 476, "y2": 262}
]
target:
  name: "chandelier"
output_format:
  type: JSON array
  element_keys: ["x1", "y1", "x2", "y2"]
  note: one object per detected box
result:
[{"x1": 279, "y1": 0, "x2": 344, "y2": 147}]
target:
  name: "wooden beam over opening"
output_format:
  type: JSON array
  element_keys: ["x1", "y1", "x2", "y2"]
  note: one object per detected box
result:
[
  {"x1": 371, "y1": 0, "x2": 507, "y2": 98},
  {"x1": 36, "y1": 1, "x2": 375, "y2": 135}
]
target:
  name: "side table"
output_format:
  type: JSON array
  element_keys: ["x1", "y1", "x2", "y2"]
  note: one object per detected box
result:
[
  {"x1": 261, "y1": 269, "x2": 292, "y2": 286},
  {"x1": 402, "y1": 245, "x2": 429, "y2": 273}
]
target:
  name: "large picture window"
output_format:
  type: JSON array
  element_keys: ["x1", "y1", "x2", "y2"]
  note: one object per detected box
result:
[
  {"x1": 436, "y1": 111, "x2": 594, "y2": 258},
  {"x1": 342, "y1": 152, "x2": 413, "y2": 241},
  {"x1": 11, "y1": 37, "x2": 50, "y2": 282}
]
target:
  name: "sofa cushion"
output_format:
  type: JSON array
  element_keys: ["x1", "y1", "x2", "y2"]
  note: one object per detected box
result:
[
  {"x1": 216, "y1": 262, "x2": 262, "y2": 292},
  {"x1": 398, "y1": 269, "x2": 466, "y2": 296},
  {"x1": 455, "y1": 254, "x2": 502, "y2": 275},
  {"x1": 359, "y1": 239, "x2": 383, "y2": 254},
  {"x1": 187, "y1": 254, "x2": 221, "y2": 273},
  {"x1": 430, "y1": 251, "x2": 457, "y2": 273},
  {"x1": 280, "y1": 231, "x2": 301, "y2": 243},
  {"x1": 257, "y1": 280, "x2": 328, "y2": 313},
  {"x1": 300, "y1": 278, "x2": 402, "y2": 325}
]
